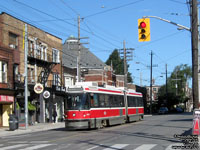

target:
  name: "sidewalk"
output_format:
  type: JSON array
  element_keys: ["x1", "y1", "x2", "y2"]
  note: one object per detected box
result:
[{"x1": 0, "y1": 122, "x2": 65, "y2": 137}]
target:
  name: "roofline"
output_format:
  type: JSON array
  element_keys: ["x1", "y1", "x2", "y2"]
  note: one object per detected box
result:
[{"x1": 1, "y1": 12, "x2": 62, "y2": 40}]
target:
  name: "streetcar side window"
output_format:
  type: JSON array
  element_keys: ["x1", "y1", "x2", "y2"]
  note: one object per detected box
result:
[
  {"x1": 137, "y1": 97, "x2": 143, "y2": 107},
  {"x1": 128, "y1": 96, "x2": 137, "y2": 107},
  {"x1": 110, "y1": 95, "x2": 117, "y2": 107},
  {"x1": 99, "y1": 94, "x2": 105, "y2": 107},
  {"x1": 90, "y1": 93, "x2": 99, "y2": 107},
  {"x1": 99, "y1": 94, "x2": 110, "y2": 107},
  {"x1": 118, "y1": 95, "x2": 124, "y2": 107},
  {"x1": 110, "y1": 95, "x2": 124, "y2": 107},
  {"x1": 105, "y1": 95, "x2": 110, "y2": 107}
]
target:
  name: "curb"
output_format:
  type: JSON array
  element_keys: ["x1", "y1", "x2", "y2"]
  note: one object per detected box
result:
[{"x1": 0, "y1": 123, "x2": 65, "y2": 137}]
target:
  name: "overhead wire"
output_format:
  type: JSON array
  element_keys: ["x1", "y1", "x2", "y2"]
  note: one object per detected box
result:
[
  {"x1": 83, "y1": 0, "x2": 144, "y2": 19},
  {"x1": 0, "y1": 21, "x2": 98, "y2": 68},
  {"x1": 13, "y1": 0, "x2": 120, "y2": 48}
]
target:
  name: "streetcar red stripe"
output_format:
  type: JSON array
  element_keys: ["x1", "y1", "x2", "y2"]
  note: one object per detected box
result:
[
  {"x1": 66, "y1": 108, "x2": 144, "y2": 120},
  {"x1": 128, "y1": 93, "x2": 142, "y2": 96},
  {"x1": 85, "y1": 88, "x2": 123, "y2": 94}
]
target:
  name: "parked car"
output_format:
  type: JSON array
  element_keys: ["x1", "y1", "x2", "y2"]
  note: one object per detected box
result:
[
  {"x1": 176, "y1": 107, "x2": 183, "y2": 113},
  {"x1": 158, "y1": 107, "x2": 169, "y2": 114}
]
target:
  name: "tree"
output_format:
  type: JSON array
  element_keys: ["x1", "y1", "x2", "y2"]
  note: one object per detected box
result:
[
  {"x1": 105, "y1": 49, "x2": 133, "y2": 83},
  {"x1": 158, "y1": 64, "x2": 192, "y2": 109}
]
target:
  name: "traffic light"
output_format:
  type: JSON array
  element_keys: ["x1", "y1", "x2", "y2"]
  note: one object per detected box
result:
[{"x1": 138, "y1": 18, "x2": 150, "y2": 42}]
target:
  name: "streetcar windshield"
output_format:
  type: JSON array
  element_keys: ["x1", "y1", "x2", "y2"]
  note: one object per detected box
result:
[{"x1": 66, "y1": 93, "x2": 89, "y2": 110}]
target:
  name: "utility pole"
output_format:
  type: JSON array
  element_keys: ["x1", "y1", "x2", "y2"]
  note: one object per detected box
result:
[
  {"x1": 191, "y1": 0, "x2": 199, "y2": 109},
  {"x1": 165, "y1": 64, "x2": 168, "y2": 95},
  {"x1": 77, "y1": 15, "x2": 81, "y2": 82},
  {"x1": 171, "y1": 71, "x2": 181, "y2": 96},
  {"x1": 150, "y1": 51, "x2": 153, "y2": 114},
  {"x1": 148, "y1": 51, "x2": 158, "y2": 114},
  {"x1": 123, "y1": 40, "x2": 127, "y2": 89},
  {"x1": 119, "y1": 40, "x2": 134, "y2": 120},
  {"x1": 144, "y1": 2, "x2": 199, "y2": 109},
  {"x1": 77, "y1": 15, "x2": 88, "y2": 82},
  {"x1": 161, "y1": 64, "x2": 171, "y2": 104},
  {"x1": 24, "y1": 24, "x2": 28, "y2": 129}
]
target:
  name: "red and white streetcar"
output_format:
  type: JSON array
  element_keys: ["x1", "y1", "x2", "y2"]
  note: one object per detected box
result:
[{"x1": 64, "y1": 82, "x2": 144, "y2": 129}]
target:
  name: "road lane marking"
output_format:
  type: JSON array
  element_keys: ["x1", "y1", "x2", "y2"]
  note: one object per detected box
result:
[
  {"x1": 8, "y1": 141, "x2": 28, "y2": 143},
  {"x1": 134, "y1": 144, "x2": 157, "y2": 150},
  {"x1": 19, "y1": 144, "x2": 53, "y2": 150},
  {"x1": 0, "y1": 144, "x2": 28, "y2": 150},
  {"x1": 29, "y1": 141, "x2": 49, "y2": 143},
  {"x1": 86, "y1": 146, "x2": 99, "y2": 150},
  {"x1": 103, "y1": 144, "x2": 129, "y2": 150}
]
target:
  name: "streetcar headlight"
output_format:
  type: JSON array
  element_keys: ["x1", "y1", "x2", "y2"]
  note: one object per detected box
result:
[{"x1": 73, "y1": 113, "x2": 76, "y2": 117}]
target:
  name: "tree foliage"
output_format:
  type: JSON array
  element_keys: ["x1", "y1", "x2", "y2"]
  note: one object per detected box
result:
[
  {"x1": 158, "y1": 64, "x2": 192, "y2": 108},
  {"x1": 105, "y1": 49, "x2": 133, "y2": 83}
]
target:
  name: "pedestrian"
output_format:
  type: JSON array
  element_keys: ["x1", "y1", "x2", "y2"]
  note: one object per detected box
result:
[{"x1": 53, "y1": 109, "x2": 57, "y2": 123}]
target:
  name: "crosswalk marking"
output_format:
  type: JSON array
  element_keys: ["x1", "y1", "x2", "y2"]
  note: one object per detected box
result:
[
  {"x1": 19, "y1": 144, "x2": 53, "y2": 150},
  {"x1": 0, "y1": 144, "x2": 28, "y2": 150},
  {"x1": 0, "y1": 143, "x2": 194, "y2": 150},
  {"x1": 134, "y1": 144, "x2": 157, "y2": 150},
  {"x1": 86, "y1": 146, "x2": 99, "y2": 150},
  {"x1": 165, "y1": 143, "x2": 184, "y2": 150},
  {"x1": 103, "y1": 144, "x2": 129, "y2": 150}
]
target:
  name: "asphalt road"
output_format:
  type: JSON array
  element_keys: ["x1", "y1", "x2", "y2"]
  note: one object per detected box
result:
[{"x1": 0, "y1": 112, "x2": 195, "y2": 150}]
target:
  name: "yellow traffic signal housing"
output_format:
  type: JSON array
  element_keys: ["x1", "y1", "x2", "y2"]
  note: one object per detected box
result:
[{"x1": 138, "y1": 18, "x2": 150, "y2": 42}]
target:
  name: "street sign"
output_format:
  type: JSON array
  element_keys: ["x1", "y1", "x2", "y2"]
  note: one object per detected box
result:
[
  {"x1": 43, "y1": 90, "x2": 50, "y2": 99},
  {"x1": 34, "y1": 83, "x2": 44, "y2": 94}
]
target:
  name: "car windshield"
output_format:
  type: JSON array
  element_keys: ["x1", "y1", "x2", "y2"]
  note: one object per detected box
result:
[{"x1": 66, "y1": 93, "x2": 89, "y2": 110}]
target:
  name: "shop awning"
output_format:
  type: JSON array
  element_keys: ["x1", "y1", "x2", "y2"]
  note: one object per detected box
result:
[{"x1": 0, "y1": 95, "x2": 14, "y2": 103}]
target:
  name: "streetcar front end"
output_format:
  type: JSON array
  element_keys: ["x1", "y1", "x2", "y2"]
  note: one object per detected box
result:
[{"x1": 64, "y1": 88, "x2": 91, "y2": 129}]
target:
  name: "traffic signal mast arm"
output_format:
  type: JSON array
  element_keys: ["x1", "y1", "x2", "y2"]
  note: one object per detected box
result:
[{"x1": 143, "y1": 16, "x2": 190, "y2": 32}]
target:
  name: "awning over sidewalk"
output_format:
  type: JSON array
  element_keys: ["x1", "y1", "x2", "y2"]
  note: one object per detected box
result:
[{"x1": 0, "y1": 95, "x2": 14, "y2": 103}]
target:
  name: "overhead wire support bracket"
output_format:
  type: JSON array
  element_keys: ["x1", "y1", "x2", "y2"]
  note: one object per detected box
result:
[{"x1": 143, "y1": 16, "x2": 190, "y2": 32}]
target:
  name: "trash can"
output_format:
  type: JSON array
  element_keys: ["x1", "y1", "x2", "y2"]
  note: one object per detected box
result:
[{"x1": 9, "y1": 114, "x2": 19, "y2": 131}]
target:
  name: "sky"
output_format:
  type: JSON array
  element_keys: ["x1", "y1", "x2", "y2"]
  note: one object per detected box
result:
[{"x1": 0, "y1": 0, "x2": 193, "y2": 87}]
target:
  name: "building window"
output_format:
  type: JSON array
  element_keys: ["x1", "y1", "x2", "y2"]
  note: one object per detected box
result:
[
  {"x1": 52, "y1": 48, "x2": 60, "y2": 63},
  {"x1": 0, "y1": 61, "x2": 7, "y2": 83},
  {"x1": 53, "y1": 73, "x2": 60, "y2": 86},
  {"x1": 9, "y1": 32, "x2": 18, "y2": 49},
  {"x1": 14, "y1": 64, "x2": 20, "y2": 82},
  {"x1": 65, "y1": 77, "x2": 73, "y2": 87},
  {"x1": 28, "y1": 40, "x2": 34, "y2": 57},
  {"x1": 28, "y1": 67, "x2": 34, "y2": 83}
]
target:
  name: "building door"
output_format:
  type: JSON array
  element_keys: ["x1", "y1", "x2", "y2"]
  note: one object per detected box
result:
[{"x1": 0, "y1": 104, "x2": 2, "y2": 127}]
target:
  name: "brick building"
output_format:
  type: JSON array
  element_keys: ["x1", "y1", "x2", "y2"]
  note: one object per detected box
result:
[
  {"x1": 0, "y1": 12, "x2": 64, "y2": 126},
  {"x1": 0, "y1": 45, "x2": 15, "y2": 127}
]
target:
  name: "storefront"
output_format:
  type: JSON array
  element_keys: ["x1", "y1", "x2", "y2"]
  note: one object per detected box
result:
[{"x1": 0, "y1": 95, "x2": 14, "y2": 127}]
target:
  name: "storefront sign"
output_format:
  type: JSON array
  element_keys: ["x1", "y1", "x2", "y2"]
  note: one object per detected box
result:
[
  {"x1": 0, "y1": 95, "x2": 14, "y2": 102},
  {"x1": 43, "y1": 90, "x2": 50, "y2": 99},
  {"x1": 34, "y1": 83, "x2": 44, "y2": 94}
]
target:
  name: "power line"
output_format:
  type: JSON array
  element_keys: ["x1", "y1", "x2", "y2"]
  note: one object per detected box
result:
[
  {"x1": 84, "y1": 0, "x2": 144, "y2": 19},
  {"x1": 13, "y1": 0, "x2": 120, "y2": 48}
]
